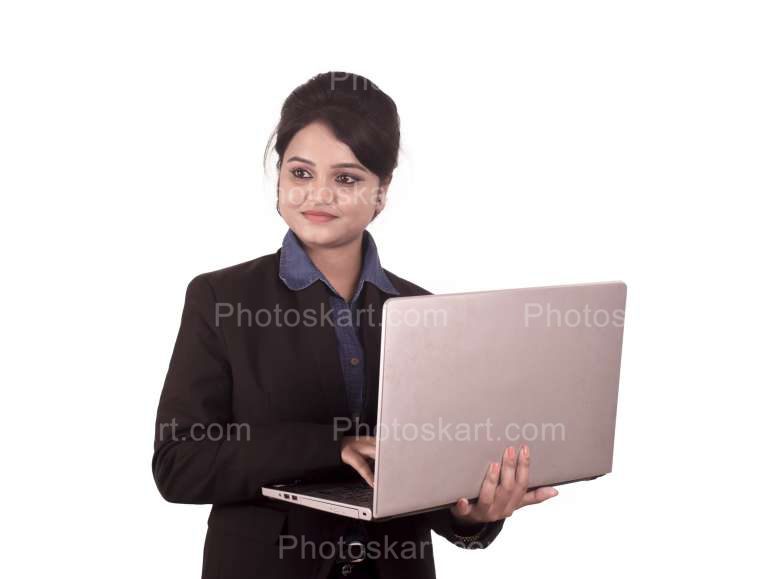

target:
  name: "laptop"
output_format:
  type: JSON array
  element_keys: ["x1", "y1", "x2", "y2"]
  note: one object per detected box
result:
[{"x1": 262, "y1": 281, "x2": 627, "y2": 520}]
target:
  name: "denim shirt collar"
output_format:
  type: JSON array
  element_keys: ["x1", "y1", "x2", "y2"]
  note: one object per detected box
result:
[{"x1": 278, "y1": 228, "x2": 400, "y2": 303}]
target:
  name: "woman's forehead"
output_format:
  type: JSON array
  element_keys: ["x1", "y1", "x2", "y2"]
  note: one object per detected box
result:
[{"x1": 284, "y1": 121, "x2": 363, "y2": 167}]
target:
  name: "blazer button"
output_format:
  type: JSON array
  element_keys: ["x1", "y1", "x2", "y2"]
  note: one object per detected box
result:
[{"x1": 350, "y1": 357, "x2": 360, "y2": 366}]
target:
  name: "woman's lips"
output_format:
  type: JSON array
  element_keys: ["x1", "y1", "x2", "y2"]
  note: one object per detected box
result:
[{"x1": 302, "y1": 211, "x2": 337, "y2": 223}]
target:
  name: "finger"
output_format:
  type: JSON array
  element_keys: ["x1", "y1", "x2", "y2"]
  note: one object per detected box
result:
[
  {"x1": 499, "y1": 446, "x2": 518, "y2": 492},
  {"x1": 358, "y1": 438, "x2": 377, "y2": 459},
  {"x1": 349, "y1": 454, "x2": 375, "y2": 487},
  {"x1": 359, "y1": 435, "x2": 376, "y2": 447},
  {"x1": 520, "y1": 486, "x2": 559, "y2": 507},
  {"x1": 501, "y1": 444, "x2": 530, "y2": 514},
  {"x1": 477, "y1": 462, "x2": 500, "y2": 509},
  {"x1": 450, "y1": 497, "x2": 473, "y2": 519},
  {"x1": 515, "y1": 444, "x2": 530, "y2": 487}
]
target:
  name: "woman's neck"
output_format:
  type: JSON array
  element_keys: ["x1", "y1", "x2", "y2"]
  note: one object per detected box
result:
[{"x1": 304, "y1": 234, "x2": 364, "y2": 303}]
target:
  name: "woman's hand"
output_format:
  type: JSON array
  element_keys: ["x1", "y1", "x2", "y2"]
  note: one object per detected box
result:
[
  {"x1": 341, "y1": 435, "x2": 376, "y2": 487},
  {"x1": 450, "y1": 444, "x2": 559, "y2": 526}
]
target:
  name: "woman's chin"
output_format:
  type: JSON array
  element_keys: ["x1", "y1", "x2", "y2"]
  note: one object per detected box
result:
[{"x1": 294, "y1": 221, "x2": 345, "y2": 245}]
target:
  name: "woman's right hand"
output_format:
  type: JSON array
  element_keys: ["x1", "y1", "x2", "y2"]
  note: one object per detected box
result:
[{"x1": 340, "y1": 435, "x2": 376, "y2": 487}]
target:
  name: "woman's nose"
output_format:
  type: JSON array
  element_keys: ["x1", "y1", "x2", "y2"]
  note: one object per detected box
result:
[{"x1": 306, "y1": 183, "x2": 336, "y2": 205}]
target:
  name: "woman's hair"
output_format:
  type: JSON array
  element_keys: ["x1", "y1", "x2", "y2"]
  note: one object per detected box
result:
[{"x1": 264, "y1": 71, "x2": 400, "y2": 184}]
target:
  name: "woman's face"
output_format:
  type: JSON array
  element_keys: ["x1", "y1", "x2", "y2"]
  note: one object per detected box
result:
[{"x1": 277, "y1": 120, "x2": 387, "y2": 248}]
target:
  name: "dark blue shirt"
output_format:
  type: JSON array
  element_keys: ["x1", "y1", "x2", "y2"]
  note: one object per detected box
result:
[{"x1": 278, "y1": 227, "x2": 400, "y2": 420}]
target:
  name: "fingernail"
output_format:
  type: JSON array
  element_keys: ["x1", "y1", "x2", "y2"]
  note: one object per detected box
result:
[
  {"x1": 523, "y1": 444, "x2": 529, "y2": 458},
  {"x1": 492, "y1": 462, "x2": 500, "y2": 475},
  {"x1": 506, "y1": 446, "x2": 515, "y2": 460}
]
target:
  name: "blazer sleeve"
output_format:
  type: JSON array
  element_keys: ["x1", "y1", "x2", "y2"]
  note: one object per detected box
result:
[
  {"x1": 426, "y1": 507, "x2": 505, "y2": 549},
  {"x1": 152, "y1": 274, "x2": 344, "y2": 505}
]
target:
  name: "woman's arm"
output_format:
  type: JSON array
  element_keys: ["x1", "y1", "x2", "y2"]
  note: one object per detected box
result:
[{"x1": 152, "y1": 274, "x2": 344, "y2": 505}]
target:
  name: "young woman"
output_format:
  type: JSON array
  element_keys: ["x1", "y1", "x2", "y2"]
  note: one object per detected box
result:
[{"x1": 153, "y1": 71, "x2": 558, "y2": 579}]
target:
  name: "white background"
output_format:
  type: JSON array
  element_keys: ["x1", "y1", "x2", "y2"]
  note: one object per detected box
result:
[{"x1": 1, "y1": 1, "x2": 768, "y2": 577}]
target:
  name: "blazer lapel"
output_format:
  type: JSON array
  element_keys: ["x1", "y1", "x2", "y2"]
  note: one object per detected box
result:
[
  {"x1": 294, "y1": 280, "x2": 350, "y2": 421},
  {"x1": 360, "y1": 281, "x2": 388, "y2": 428}
]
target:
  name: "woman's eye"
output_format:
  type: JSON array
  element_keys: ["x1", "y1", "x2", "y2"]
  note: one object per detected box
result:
[
  {"x1": 336, "y1": 174, "x2": 360, "y2": 186},
  {"x1": 290, "y1": 168, "x2": 311, "y2": 179}
]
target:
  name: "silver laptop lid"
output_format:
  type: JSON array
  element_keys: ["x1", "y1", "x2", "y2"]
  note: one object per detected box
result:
[{"x1": 372, "y1": 281, "x2": 626, "y2": 518}]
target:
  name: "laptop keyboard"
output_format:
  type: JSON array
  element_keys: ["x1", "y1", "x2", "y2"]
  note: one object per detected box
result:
[{"x1": 283, "y1": 480, "x2": 374, "y2": 508}]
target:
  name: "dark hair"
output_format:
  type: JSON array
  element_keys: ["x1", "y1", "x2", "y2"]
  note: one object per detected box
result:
[{"x1": 264, "y1": 71, "x2": 400, "y2": 184}]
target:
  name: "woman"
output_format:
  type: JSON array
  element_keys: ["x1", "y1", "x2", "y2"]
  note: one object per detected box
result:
[{"x1": 152, "y1": 71, "x2": 558, "y2": 579}]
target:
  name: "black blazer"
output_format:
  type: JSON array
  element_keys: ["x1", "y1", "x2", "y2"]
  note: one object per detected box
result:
[{"x1": 152, "y1": 247, "x2": 505, "y2": 578}]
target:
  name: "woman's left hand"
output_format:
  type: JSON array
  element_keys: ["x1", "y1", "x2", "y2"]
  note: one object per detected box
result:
[{"x1": 450, "y1": 444, "x2": 559, "y2": 525}]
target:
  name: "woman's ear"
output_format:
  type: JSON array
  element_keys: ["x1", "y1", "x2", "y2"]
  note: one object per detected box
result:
[
  {"x1": 371, "y1": 179, "x2": 390, "y2": 222},
  {"x1": 275, "y1": 157, "x2": 284, "y2": 216},
  {"x1": 275, "y1": 179, "x2": 281, "y2": 216}
]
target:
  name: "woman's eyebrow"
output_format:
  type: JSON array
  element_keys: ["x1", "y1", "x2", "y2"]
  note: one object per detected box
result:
[
  {"x1": 286, "y1": 155, "x2": 315, "y2": 165},
  {"x1": 331, "y1": 162, "x2": 369, "y2": 172},
  {"x1": 285, "y1": 156, "x2": 369, "y2": 173}
]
